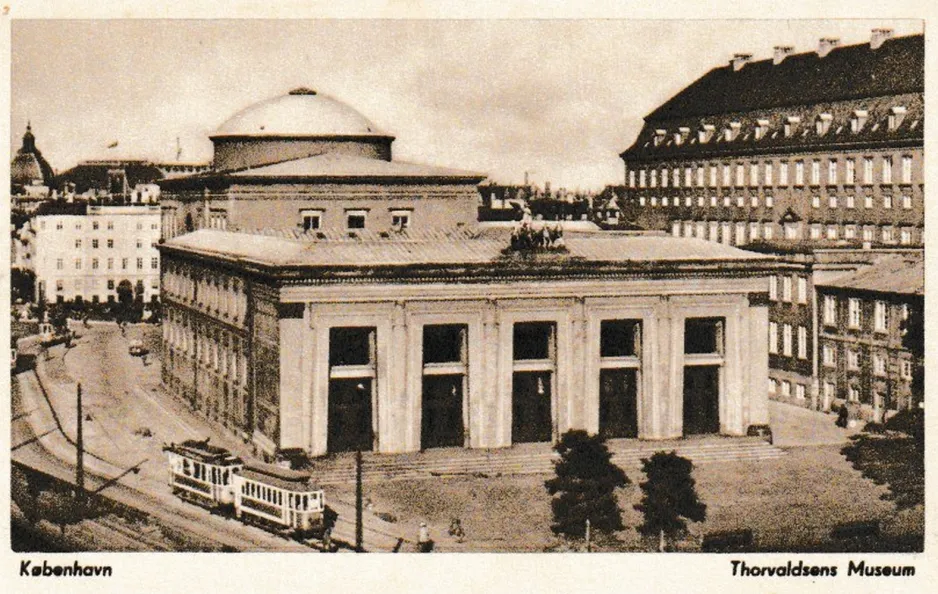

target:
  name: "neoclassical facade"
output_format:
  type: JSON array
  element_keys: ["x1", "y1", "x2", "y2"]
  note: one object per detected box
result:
[{"x1": 160, "y1": 228, "x2": 776, "y2": 458}]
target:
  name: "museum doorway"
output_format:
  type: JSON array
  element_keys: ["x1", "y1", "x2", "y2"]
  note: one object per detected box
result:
[
  {"x1": 421, "y1": 375, "x2": 464, "y2": 449},
  {"x1": 512, "y1": 371, "x2": 553, "y2": 443},
  {"x1": 327, "y1": 379, "x2": 373, "y2": 453},
  {"x1": 682, "y1": 365, "x2": 721, "y2": 435},
  {"x1": 599, "y1": 368, "x2": 639, "y2": 439}
]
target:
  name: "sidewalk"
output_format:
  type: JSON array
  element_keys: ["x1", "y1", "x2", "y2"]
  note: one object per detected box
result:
[{"x1": 767, "y1": 400, "x2": 859, "y2": 447}]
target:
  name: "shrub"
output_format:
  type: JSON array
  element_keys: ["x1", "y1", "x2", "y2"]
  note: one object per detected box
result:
[{"x1": 544, "y1": 430, "x2": 629, "y2": 539}]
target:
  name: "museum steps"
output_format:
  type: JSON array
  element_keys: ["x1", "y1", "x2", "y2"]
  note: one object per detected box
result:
[{"x1": 311, "y1": 437, "x2": 787, "y2": 485}]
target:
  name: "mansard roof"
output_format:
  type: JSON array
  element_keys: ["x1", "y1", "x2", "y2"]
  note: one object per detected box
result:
[{"x1": 647, "y1": 34, "x2": 922, "y2": 121}]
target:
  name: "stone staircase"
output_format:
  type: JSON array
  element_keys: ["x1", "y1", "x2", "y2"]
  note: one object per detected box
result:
[{"x1": 310, "y1": 437, "x2": 786, "y2": 486}]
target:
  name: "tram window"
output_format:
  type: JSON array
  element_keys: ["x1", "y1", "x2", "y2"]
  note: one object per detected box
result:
[{"x1": 183, "y1": 459, "x2": 191, "y2": 476}]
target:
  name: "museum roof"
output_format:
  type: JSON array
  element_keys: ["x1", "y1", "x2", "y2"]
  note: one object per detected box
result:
[
  {"x1": 818, "y1": 256, "x2": 924, "y2": 296},
  {"x1": 161, "y1": 227, "x2": 773, "y2": 273},
  {"x1": 212, "y1": 87, "x2": 388, "y2": 139},
  {"x1": 646, "y1": 34, "x2": 923, "y2": 121}
]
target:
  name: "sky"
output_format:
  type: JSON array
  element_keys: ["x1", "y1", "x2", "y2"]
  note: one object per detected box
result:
[{"x1": 10, "y1": 19, "x2": 924, "y2": 191}]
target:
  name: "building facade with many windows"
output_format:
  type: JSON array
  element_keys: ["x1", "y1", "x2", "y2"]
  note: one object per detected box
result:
[
  {"x1": 158, "y1": 229, "x2": 777, "y2": 458},
  {"x1": 816, "y1": 256, "x2": 923, "y2": 418},
  {"x1": 22, "y1": 204, "x2": 162, "y2": 304}
]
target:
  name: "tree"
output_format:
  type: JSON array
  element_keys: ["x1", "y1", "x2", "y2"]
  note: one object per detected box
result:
[
  {"x1": 544, "y1": 430, "x2": 629, "y2": 539},
  {"x1": 901, "y1": 305, "x2": 924, "y2": 408},
  {"x1": 11, "y1": 268, "x2": 36, "y2": 303},
  {"x1": 634, "y1": 451, "x2": 706, "y2": 551}
]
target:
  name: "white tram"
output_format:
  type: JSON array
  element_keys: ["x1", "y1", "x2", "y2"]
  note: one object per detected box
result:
[
  {"x1": 164, "y1": 439, "x2": 329, "y2": 540},
  {"x1": 233, "y1": 461, "x2": 326, "y2": 537},
  {"x1": 164, "y1": 439, "x2": 244, "y2": 507}
]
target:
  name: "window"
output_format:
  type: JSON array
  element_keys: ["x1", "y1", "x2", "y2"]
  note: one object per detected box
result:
[
  {"x1": 661, "y1": 169, "x2": 668, "y2": 188},
  {"x1": 650, "y1": 170, "x2": 657, "y2": 187},
  {"x1": 873, "y1": 354, "x2": 886, "y2": 376},
  {"x1": 75, "y1": 258, "x2": 82, "y2": 270},
  {"x1": 107, "y1": 239, "x2": 114, "y2": 248},
  {"x1": 863, "y1": 226, "x2": 874, "y2": 241},
  {"x1": 863, "y1": 157, "x2": 873, "y2": 184},
  {"x1": 795, "y1": 384, "x2": 806, "y2": 400},
  {"x1": 122, "y1": 257, "x2": 128, "y2": 270},
  {"x1": 900, "y1": 228, "x2": 912, "y2": 245},
  {"x1": 107, "y1": 280, "x2": 114, "y2": 290},
  {"x1": 765, "y1": 195, "x2": 774, "y2": 208},
  {"x1": 882, "y1": 156, "x2": 893, "y2": 184},
  {"x1": 721, "y1": 196, "x2": 729, "y2": 207},
  {"x1": 107, "y1": 221, "x2": 114, "y2": 230},
  {"x1": 824, "y1": 381, "x2": 835, "y2": 402},
  {"x1": 722, "y1": 164, "x2": 731, "y2": 187},
  {"x1": 829, "y1": 195, "x2": 837, "y2": 209},
  {"x1": 709, "y1": 165, "x2": 717, "y2": 188},
  {"x1": 107, "y1": 257, "x2": 113, "y2": 270},
  {"x1": 810, "y1": 224, "x2": 821, "y2": 240},
  {"x1": 779, "y1": 162, "x2": 788, "y2": 186},
  {"x1": 797, "y1": 327, "x2": 807, "y2": 359},
  {"x1": 600, "y1": 320, "x2": 641, "y2": 358},
  {"x1": 782, "y1": 324, "x2": 793, "y2": 357},
  {"x1": 768, "y1": 322, "x2": 778, "y2": 354},
  {"x1": 901, "y1": 156, "x2": 912, "y2": 184},
  {"x1": 826, "y1": 225, "x2": 838, "y2": 240},
  {"x1": 794, "y1": 161, "x2": 804, "y2": 186},
  {"x1": 91, "y1": 258, "x2": 99, "y2": 270},
  {"x1": 75, "y1": 239, "x2": 82, "y2": 249},
  {"x1": 902, "y1": 194, "x2": 912, "y2": 209},
  {"x1": 782, "y1": 276, "x2": 792, "y2": 302},
  {"x1": 390, "y1": 209, "x2": 412, "y2": 230},
  {"x1": 735, "y1": 164, "x2": 744, "y2": 187},
  {"x1": 749, "y1": 222, "x2": 760, "y2": 240},
  {"x1": 697, "y1": 196, "x2": 705, "y2": 207},
  {"x1": 301, "y1": 209, "x2": 322, "y2": 231},
  {"x1": 750, "y1": 196, "x2": 758, "y2": 208},
  {"x1": 346, "y1": 210, "x2": 367, "y2": 230},
  {"x1": 882, "y1": 226, "x2": 894, "y2": 243},
  {"x1": 823, "y1": 295, "x2": 836, "y2": 325},
  {"x1": 56, "y1": 280, "x2": 63, "y2": 291},
  {"x1": 763, "y1": 225, "x2": 773, "y2": 240},
  {"x1": 812, "y1": 195, "x2": 820, "y2": 209},
  {"x1": 811, "y1": 160, "x2": 820, "y2": 185},
  {"x1": 662, "y1": 197, "x2": 669, "y2": 207},
  {"x1": 135, "y1": 239, "x2": 143, "y2": 249},
  {"x1": 56, "y1": 221, "x2": 63, "y2": 230},
  {"x1": 769, "y1": 379, "x2": 777, "y2": 394},
  {"x1": 56, "y1": 258, "x2": 63, "y2": 270},
  {"x1": 764, "y1": 162, "x2": 773, "y2": 186},
  {"x1": 628, "y1": 170, "x2": 636, "y2": 188},
  {"x1": 883, "y1": 195, "x2": 892, "y2": 209},
  {"x1": 848, "y1": 350, "x2": 860, "y2": 370},
  {"x1": 846, "y1": 159, "x2": 855, "y2": 184},
  {"x1": 781, "y1": 381, "x2": 791, "y2": 397},
  {"x1": 639, "y1": 196, "x2": 646, "y2": 206},
  {"x1": 828, "y1": 160, "x2": 838, "y2": 185},
  {"x1": 709, "y1": 196, "x2": 717, "y2": 207},
  {"x1": 136, "y1": 258, "x2": 143, "y2": 270},
  {"x1": 639, "y1": 169, "x2": 647, "y2": 188},
  {"x1": 685, "y1": 196, "x2": 692, "y2": 207},
  {"x1": 901, "y1": 360, "x2": 913, "y2": 380},
  {"x1": 874, "y1": 301, "x2": 887, "y2": 332},
  {"x1": 768, "y1": 276, "x2": 778, "y2": 301},
  {"x1": 846, "y1": 195, "x2": 855, "y2": 209},
  {"x1": 864, "y1": 195, "x2": 873, "y2": 209},
  {"x1": 651, "y1": 197, "x2": 658, "y2": 207},
  {"x1": 848, "y1": 298, "x2": 861, "y2": 328},
  {"x1": 673, "y1": 168, "x2": 680, "y2": 187},
  {"x1": 151, "y1": 257, "x2": 159, "y2": 270},
  {"x1": 695, "y1": 166, "x2": 703, "y2": 188},
  {"x1": 845, "y1": 225, "x2": 856, "y2": 239},
  {"x1": 797, "y1": 277, "x2": 807, "y2": 304},
  {"x1": 136, "y1": 222, "x2": 143, "y2": 230},
  {"x1": 823, "y1": 345, "x2": 835, "y2": 367},
  {"x1": 749, "y1": 163, "x2": 758, "y2": 187},
  {"x1": 684, "y1": 167, "x2": 692, "y2": 187},
  {"x1": 848, "y1": 386, "x2": 860, "y2": 402},
  {"x1": 684, "y1": 318, "x2": 724, "y2": 355}
]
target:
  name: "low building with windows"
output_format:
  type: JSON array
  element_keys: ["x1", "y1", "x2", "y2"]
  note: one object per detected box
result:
[
  {"x1": 158, "y1": 228, "x2": 777, "y2": 458},
  {"x1": 22, "y1": 203, "x2": 162, "y2": 304},
  {"x1": 815, "y1": 255, "x2": 923, "y2": 417},
  {"x1": 158, "y1": 87, "x2": 485, "y2": 239}
]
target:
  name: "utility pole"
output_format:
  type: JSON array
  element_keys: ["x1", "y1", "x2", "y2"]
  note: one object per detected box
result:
[
  {"x1": 585, "y1": 518, "x2": 591, "y2": 552},
  {"x1": 355, "y1": 450, "x2": 363, "y2": 552},
  {"x1": 76, "y1": 382, "x2": 85, "y2": 510}
]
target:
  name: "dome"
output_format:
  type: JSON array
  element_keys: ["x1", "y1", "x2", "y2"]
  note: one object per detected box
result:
[
  {"x1": 212, "y1": 88, "x2": 388, "y2": 138},
  {"x1": 11, "y1": 123, "x2": 55, "y2": 188}
]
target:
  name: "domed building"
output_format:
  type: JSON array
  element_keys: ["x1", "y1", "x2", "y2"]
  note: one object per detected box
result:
[
  {"x1": 11, "y1": 122, "x2": 55, "y2": 195},
  {"x1": 159, "y1": 87, "x2": 486, "y2": 238}
]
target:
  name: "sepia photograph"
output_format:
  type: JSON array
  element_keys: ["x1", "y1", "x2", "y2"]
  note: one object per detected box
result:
[{"x1": 4, "y1": 7, "x2": 931, "y2": 592}]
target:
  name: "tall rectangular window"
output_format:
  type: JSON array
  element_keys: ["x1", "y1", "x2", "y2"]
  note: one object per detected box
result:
[
  {"x1": 421, "y1": 324, "x2": 468, "y2": 449},
  {"x1": 824, "y1": 295, "x2": 836, "y2": 325},
  {"x1": 764, "y1": 162, "x2": 773, "y2": 186},
  {"x1": 684, "y1": 167, "x2": 692, "y2": 187},
  {"x1": 846, "y1": 159, "x2": 855, "y2": 184},
  {"x1": 661, "y1": 168, "x2": 668, "y2": 188},
  {"x1": 749, "y1": 162, "x2": 758, "y2": 187},
  {"x1": 722, "y1": 164, "x2": 731, "y2": 187},
  {"x1": 735, "y1": 163, "x2": 744, "y2": 187},
  {"x1": 823, "y1": 345, "x2": 835, "y2": 367},
  {"x1": 650, "y1": 170, "x2": 657, "y2": 188},
  {"x1": 768, "y1": 322, "x2": 778, "y2": 355},
  {"x1": 768, "y1": 276, "x2": 778, "y2": 301},
  {"x1": 628, "y1": 170, "x2": 636, "y2": 188},
  {"x1": 639, "y1": 169, "x2": 647, "y2": 188},
  {"x1": 828, "y1": 159, "x2": 838, "y2": 185},
  {"x1": 782, "y1": 276, "x2": 792, "y2": 302},
  {"x1": 709, "y1": 165, "x2": 717, "y2": 188},
  {"x1": 328, "y1": 327, "x2": 377, "y2": 453},
  {"x1": 782, "y1": 324, "x2": 793, "y2": 357},
  {"x1": 902, "y1": 156, "x2": 912, "y2": 183},
  {"x1": 863, "y1": 157, "x2": 873, "y2": 184},
  {"x1": 779, "y1": 161, "x2": 789, "y2": 186},
  {"x1": 874, "y1": 301, "x2": 887, "y2": 333},
  {"x1": 811, "y1": 160, "x2": 820, "y2": 185},
  {"x1": 882, "y1": 156, "x2": 893, "y2": 184},
  {"x1": 797, "y1": 327, "x2": 807, "y2": 359},
  {"x1": 797, "y1": 277, "x2": 808, "y2": 304},
  {"x1": 848, "y1": 298, "x2": 861, "y2": 328},
  {"x1": 795, "y1": 161, "x2": 804, "y2": 186},
  {"x1": 696, "y1": 165, "x2": 704, "y2": 187}
]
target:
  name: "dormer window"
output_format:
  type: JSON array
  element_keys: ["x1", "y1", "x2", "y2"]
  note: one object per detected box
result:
[
  {"x1": 389, "y1": 208, "x2": 412, "y2": 230},
  {"x1": 888, "y1": 106, "x2": 907, "y2": 130},
  {"x1": 653, "y1": 129, "x2": 666, "y2": 147},
  {"x1": 815, "y1": 113, "x2": 833, "y2": 136},
  {"x1": 673, "y1": 127, "x2": 690, "y2": 146},
  {"x1": 754, "y1": 119, "x2": 770, "y2": 140},
  {"x1": 698, "y1": 124, "x2": 715, "y2": 143},
  {"x1": 723, "y1": 122, "x2": 741, "y2": 142},
  {"x1": 784, "y1": 116, "x2": 801, "y2": 138},
  {"x1": 300, "y1": 209, "x2": 323, "y2": 231},
  {"x1": 851, "y1": 110, "x2": 868, "y2": 133},
  {"x1": 346, "y1": 209, "x2": 368, "y2": 229}
]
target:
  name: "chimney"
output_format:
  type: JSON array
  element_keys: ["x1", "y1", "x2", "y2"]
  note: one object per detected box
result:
[
  {"x1": 773, "y1": 46, "x2": 794, "y2": 65},
  {"x1": 870, "y1": 28, "x2": 894, "y2": 50},
  {"x1": 731, "y1": 53, "x2": 753, "y2": 71},
  {"x1": 817, "y1": 37, "x2": 841, "y2": 58}
]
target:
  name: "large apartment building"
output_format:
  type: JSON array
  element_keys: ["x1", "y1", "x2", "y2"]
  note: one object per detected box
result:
[{"x1": 616, "y1": 29, "x2": 924, "y2": 410}]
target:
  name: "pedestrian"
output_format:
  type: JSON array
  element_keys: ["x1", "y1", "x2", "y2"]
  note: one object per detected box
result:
[{"x1": 418, "y1": 522, "x2": 433, "y2": 553}]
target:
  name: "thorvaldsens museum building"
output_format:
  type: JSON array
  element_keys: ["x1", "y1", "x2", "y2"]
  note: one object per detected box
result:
[{"x1": 158, "y1": 88, "x2": 779, "y2": 458}]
